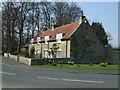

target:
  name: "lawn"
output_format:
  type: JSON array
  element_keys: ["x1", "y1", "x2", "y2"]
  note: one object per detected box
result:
[{"x1": 32, "y1": 64, "x2": 119, "y2": 71}]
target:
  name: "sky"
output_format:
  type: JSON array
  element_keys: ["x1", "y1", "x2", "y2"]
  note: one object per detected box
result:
[
  {"x1": 0, "y1": 1, "x2": 118, "y2": 47},
  {"x1": 76, "y1": 2, "x2": 118, "y2": 47}
]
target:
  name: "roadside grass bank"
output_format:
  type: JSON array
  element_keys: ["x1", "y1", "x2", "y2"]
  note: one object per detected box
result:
[{"x1": 32, "y1": 64, "x2": 119, "y2": 71}]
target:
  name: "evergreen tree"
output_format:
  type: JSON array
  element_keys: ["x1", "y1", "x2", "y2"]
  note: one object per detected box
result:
[{"x1": 92, "y1": 22, "x2": 108, "y2": 45}]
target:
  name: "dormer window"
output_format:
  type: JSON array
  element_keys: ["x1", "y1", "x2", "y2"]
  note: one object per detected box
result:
[
  {"x1": 31, "y1": 38, "x2": 34, "y2": 43},
  {"x1": 56, "y1": 33, "x2": 62, "y2": 43},
  {"x1": 62, "y1": 33, "x2": 66, "y2": 37},
  {"x1": 49, "y1": 36, "x2": 52, "y2": 38},
  {"x1": 37, "y1": 37, "x2": 41, "y2": 44},
  {"x1": 41, "y1": 37, "x2": 43, "y2": 40},
  {"x1": 45, "y1": 36, "x2": 49, "y2": 44}
]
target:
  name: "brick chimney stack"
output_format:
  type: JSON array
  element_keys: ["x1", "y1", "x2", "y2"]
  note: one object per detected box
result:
[
  {"x1": 79, "y1": 10, "x2": 84, "y2": 24},
  {"x1": 52, "y1": 21, "x2": 56, "y2": 30}
]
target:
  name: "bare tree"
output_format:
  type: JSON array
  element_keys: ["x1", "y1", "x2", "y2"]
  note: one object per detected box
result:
[
  {"x1": 52, "y1": 2, "x2": 81, "y2": 27},
  {"x1": 2, "y1": 2, "x2": 82, "y2": 54}
]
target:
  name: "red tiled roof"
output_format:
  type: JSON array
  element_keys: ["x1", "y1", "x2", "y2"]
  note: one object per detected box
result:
[{"x1": 34, "y1": 22, "x2": 80, "y2": 43}]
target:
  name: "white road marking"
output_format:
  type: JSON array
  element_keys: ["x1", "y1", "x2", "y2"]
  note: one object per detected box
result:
[
  {"x1": 0, "y1": 72, "x2": 16, "y2": 75},
  {"x1": 37, "y1": 77, "x2": 104, "y2": 84},
  {"x1": 38, "y1": 77, "x2": 58, "y2": 80},
  {"x1": 62, "y1": 79, "x2": 103, "y2": 83}
]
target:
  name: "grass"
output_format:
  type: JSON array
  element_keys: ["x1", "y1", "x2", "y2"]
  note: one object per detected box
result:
[{"x1": 32, "y1": 64, "x2": 119, "y2": 71}]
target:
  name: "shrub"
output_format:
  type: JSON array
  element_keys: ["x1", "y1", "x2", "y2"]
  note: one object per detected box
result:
[
  {"x1": 89, "y1": 63, "x2": 93, "y2": 66},
  {"x1": 48, "y1": 60, "x2": 53, "y2": 64},
  {"x1": 11, "y1": 51, "x2": 18, "y2": 55},
  {"x1": 52, "y1": 63, "x2": 57, "y2": 66},
  {"x1": 76, "y1": 64, "x2": 80, "y2": 67},
  {"x1": 19, "y1": 53, "x2": 25, "y2": 57},
  {"x1": 67, "y1": 61, "x2": 74, "y2": 65},
  {"x1": 26, "y1": 55, "x2": 34, "y2": 58},
  {"x1": 100, "y1": 62, "x2": 108, "y2": 67}
]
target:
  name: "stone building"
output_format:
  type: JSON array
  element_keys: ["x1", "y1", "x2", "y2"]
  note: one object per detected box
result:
[{"x1": 29, "y1": 12, "x2": 106, "y2": 63}]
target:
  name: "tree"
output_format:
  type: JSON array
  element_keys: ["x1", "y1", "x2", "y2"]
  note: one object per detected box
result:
[
  {"x1": 2, "y1": 2, "x2": 19, "y2": 53},
  {"x1": 2, "y1": 2, "x2": 81, "y2": 54},
  {"x1": 92, "y1": 22, "x2": 108, "y2": 45},
  {"x1": 52, "y1": 2, "x2": 81, "y2": 27},
  {"x1": 48, "y1": 43, "x2": 59, "y2": 59}
]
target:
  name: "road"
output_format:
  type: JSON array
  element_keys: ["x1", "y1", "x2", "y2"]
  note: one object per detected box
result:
[{"x1": 1, "y1": 56, "x2": 118, "y2": 88}]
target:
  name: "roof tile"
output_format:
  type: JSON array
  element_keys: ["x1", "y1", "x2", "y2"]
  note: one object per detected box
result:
[{"x1": 34, "y1": 22, "x2": 80, "y2": 43}]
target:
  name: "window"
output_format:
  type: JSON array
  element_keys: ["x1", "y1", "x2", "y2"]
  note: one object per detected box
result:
[
  {"x1": 44, "y1": 50, "x2": 47, "y2": 58},
  {"x1": 56, "y1": 33, "x2": 62, "y2": 43},
  {"x1": 31, "y1": 38, "x2": 34, "y2": 43},
  {"x1": 56, "y1": 51, "x2": 61, "y2": 58},
  {"x1": 41, "y1": 37, "x2": 43, "y2": 39},
  {"x1": 44, "y1": 50, "x2": 50, "y2": 58},
  {"x1": 34, "y1": 50, "x2": 37, "y2": 57},
  {"x1": 37, "y1": 50, "x2": 40, "y2": 57},
  {"x1": 49, "y1": 36, "x2": 52, "y2": 38},
  {"x1": 37, "y1": 37, "x2": 41, "y2": 44},
  {"x1": 62, "y1": 33, "x2": 66, "y2": 37},
  {"x1": 45, "y1": 36, "x2": 49, "y2": 44}
]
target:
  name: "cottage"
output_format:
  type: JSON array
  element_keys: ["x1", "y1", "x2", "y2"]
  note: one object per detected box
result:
[{"x1": 29, "y1": 11, "x2": 106, "y2": 63}]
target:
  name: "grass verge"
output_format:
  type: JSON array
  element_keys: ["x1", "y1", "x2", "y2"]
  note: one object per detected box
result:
[{"x1": 32, "y1": 64, "x2": 119, "y2": 71}]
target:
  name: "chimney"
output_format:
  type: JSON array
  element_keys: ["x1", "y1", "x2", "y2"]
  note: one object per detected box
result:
[
  {"x1": 79, "y1": 10, "x2": 84, "y2": 24},
  {"x1": 52, "y1": 21, "x2": 56, "y2": 30},
  {"x1": 43, "y1": 25, "x2": 47, "y2": 31}
]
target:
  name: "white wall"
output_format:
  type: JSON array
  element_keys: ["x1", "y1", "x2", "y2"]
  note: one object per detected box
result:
[{"x1": 4, "y1": 53, "x2": 32, "y2": 65}]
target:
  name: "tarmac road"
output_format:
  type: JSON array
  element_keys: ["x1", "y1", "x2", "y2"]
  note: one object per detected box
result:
[{"x1": 1, "y1": 56, "x2": 118, "y2": 88}]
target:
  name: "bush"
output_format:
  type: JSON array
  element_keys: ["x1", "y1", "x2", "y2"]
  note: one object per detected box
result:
[
  {"x1": 48, "y1": 60, "x2": 53, "y2": 64},
  {"x1": 19, "y1": 53, "x2": 25, "y2": 57},
  {"x1": 25, "y1": 55, "x2": 34, "y2": 58},
  {"x1": 100, "y1": 62, "x2": 108, "y2": 67},
  {"x1": 67, "y1": 61, "x2": 74, "y2": 65},
  {"x1": 76, "y1": 64, "x2": 80, "y2": 67},
  {"x1": 52, "y1": 63, "x2": 57, "y2": 66},
  {"x1": 89, "y1": 63, "x2": 93, "y2": 66},
  {"x1": 11, "y1": 51, "x2": 18, "y2": 55}
]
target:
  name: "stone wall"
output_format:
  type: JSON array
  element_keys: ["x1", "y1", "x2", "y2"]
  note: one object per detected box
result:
[
  {"x1": 19, "y1": 56, "x2": 31, "y2": 65},
  {"x1": 4, "y1": 53, "x2": 9, "y2": 57},
  {"x1": 4, "y1": 53, "x2": 32, "y2": 65},
  {"x1": 9, "y1": 54, "x2": 18, "y2": 61},
  {"x1": 3, "y1": 53, "x2": 71, "y2": 65}
]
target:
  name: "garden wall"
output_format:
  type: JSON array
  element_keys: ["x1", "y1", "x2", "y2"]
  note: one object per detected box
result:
[
  {"x1": 4, "y1": 53, "x2": 31, "y2": 65},
  {"x1": 9, "y1": 54, "x2": 18, "y2": 61},
  {"x1": 4, "y1": 53, "x2": 10, "y2": 58},
  {"x1": 3, "y1": 53, "x2": 70, "y2": 65},
  {"x1": 19, "y1": 56, "x2": 31, "y2": 65}
]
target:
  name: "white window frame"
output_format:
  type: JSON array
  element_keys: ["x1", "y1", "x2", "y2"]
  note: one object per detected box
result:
[
  {"x1": 31, "y1": 38, "x2": 34, "y2": 43},
  {"x1": 56, "y1": 51, "x2": 61, "y2": 58},
  {"x1": 45, "y1": 36, "x2": 49, "y2": 44},
  {"x1": 37, "y1": 37, "x2": 41, "y2": 44},
  {"x1": 56, "y1": 33, "x2": 62, "y2": 43}
]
